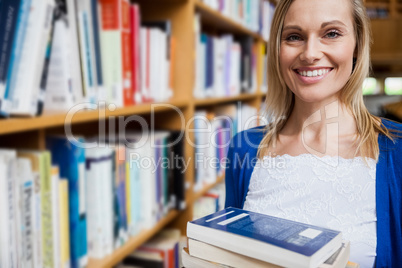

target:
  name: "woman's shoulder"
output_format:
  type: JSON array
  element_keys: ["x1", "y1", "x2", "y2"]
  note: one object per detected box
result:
[
  {"x1": 381, "y1": 118, "x2": 402, "y2": 132},
  {"x1": 379, "y1": 118, "x2": 402, "y2": 153},
  {"x1": 229, "y1": 125, "x2": 268, "y2": 154}
]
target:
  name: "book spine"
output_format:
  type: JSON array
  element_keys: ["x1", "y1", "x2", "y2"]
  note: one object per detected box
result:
[
  {"x1": 125, "y1": 161, "x2": 131, "y2": 234},
  {"x1": 32, "y1": 171, "x2": 42, "y2": 268},
  {"x1": 86, "y1": 152, "x2": 105, "y2": 258},
  {"x1": 40, "y1": 152, "x2": 53, "y2": 268},
  {"x1": 59, "y1": 179, "x2": 71, "y2": 268},
  {"x1": 121, "y1": 0, "x2": 133, "y2": 106},
  {"x1": 99, "y1": 0, "x2": 123, "y2": 107},
  {"x1": 91, "y1": 0, "x2": 104, "y2": 99},
  {"x1": 36, "y1": 7, "x2": 55, "y2": 116},
  {"x1": 9, "y1": 0, "x2": 53, "y2": 116},
  {"x1": 130, "y1": 4, "x2": 141, "y2": 104},
  {"x1": 0, "y1": 0, "x2": 22, "y2": 116},
  {"x1": 46, "y1": 137, "x2": 88, "y2": 268},
  {"x1": 51, "y1": 167, "x2": 60, "y2": 268},
  {"x1": 66, "y1": 0, "x2": 84, "y2": 105},
  {"x1": 76, "y1": 0, "x2": 96, "y2": 104},
  {"x1": 4, "y1": 0, "x2": 31, "y2": 114},
  {"x1": 19, "y1": 159, "x2": 34, "y2": 268}
]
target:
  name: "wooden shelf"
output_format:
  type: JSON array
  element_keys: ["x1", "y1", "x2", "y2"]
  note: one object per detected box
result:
[
  {"x1": 365, "y1": 2, "x2": 390, "y2": 8},
  {"x1": 192, "y1": 174, "x2": 225, "y2": 202},
  {"x1": 87, "y1": 210, "x2": 179, "y2": 268},
  {"x1": 195, "y1": 93, "x2": 260, "y2": 107},
  {"x1": 371, "y1": 53, "x2": 402, "y2": 66},
  {"x1": 0, "y1": 99, "x2": 188, "y2": 135},
  {"x1": 195, "y1": 1, "x2": 262, "y2": 40}
]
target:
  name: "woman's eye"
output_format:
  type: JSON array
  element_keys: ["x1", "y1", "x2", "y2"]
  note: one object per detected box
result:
[
  {"x1": 325, "y1": 30, "x2": 341, "y2": 39},
  {"x1": 286, "y1": 35, "x2": 302, "y2": 42}
]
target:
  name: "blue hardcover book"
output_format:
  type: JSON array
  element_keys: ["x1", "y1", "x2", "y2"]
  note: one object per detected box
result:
[
  {"x1": 0, "y1": 0, "x2": 22, "y2": 116},
  {"x1": 4, "y1": 0, "x2": 31, "y2": 113},
  {"x1": 46, "y1": 136, "x2": 88, "y2": 268},
  {"x1": 187, "y1": 207, "x2": 343, "y2": 268}
]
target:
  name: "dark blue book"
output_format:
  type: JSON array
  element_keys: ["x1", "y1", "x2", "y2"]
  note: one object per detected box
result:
[
  {"x1": 205, "y1": 34, "x2": 214, "y2": 91},
  {"x1": 187, "y1": 207, "x2": 343, "y2": 268},
  {"x1": 0, "y1": 0, "x2": 21, "y2": 116}
]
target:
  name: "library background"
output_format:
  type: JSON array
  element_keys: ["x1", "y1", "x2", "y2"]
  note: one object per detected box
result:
[{"x1": 0, "y1": 0, "x2": 401, "y2": 267}]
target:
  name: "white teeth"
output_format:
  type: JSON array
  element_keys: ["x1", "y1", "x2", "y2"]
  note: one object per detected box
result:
[{"x1": 298, "y1": 69, "x2": 330, "y2": 77}]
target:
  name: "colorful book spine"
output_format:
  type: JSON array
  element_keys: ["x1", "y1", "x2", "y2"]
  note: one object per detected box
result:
[
  {"x1": 4, "y1": 0, "x2": 31, "y2": 114},
  {"x1": 0, "y1": 0, "x2": 22, "y2": 116},
  {"x1": 41, "y1": 152, "x2": 53, "y2": 268},
  {"x1": 98, "y1": 0, "x2": 123, "y2": 107},
  {"x1": 121, "y1": 0, "x2": 133, "y2": 106},
  {"x1": 59, "y1": 179, "x2": 71, "y2": 268},
  {"x1": 130, "y1": 4, "x2": 142, "y2": 104},
  {"x1": 46, "y1": 136, "x2": 88, "y2": 268}
]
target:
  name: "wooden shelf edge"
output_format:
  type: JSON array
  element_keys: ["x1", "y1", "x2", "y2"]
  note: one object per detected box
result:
[
  {"x1": 192, "y1": 174, "x2": 225, "y2": 202},
  {"x1": 194, "y1": 0, "x2": 262, "y2": 40},
  {"x1": 195, "y1": 93, "x2": 260, "y2": 107},
  {"x1": 0, "y1": 100, "x2": 188, "y2": 135},
  {"x1": 87, "y1": 210, "x2": 179, "y2": 268}
]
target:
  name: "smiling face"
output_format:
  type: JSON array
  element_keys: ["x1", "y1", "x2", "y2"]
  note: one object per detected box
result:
[{"x1": 279, "y1": 0, "x2": 356, "y2": 105}]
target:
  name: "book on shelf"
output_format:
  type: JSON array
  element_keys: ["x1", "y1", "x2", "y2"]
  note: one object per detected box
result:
[
  {"x1": 121, "y1": 229, "x2": 181, "y2": 268},
  {"x1": 46, "y1": 136, "x2": 88, "y2": 268},
  {"x1": 187, "y1": 238, "x2": 350, "y2": 268},
  {"x1": 186, "y1": 207, "x2": 343, "y2": 268}
]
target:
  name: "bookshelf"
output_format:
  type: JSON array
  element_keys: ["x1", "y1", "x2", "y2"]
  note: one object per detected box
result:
[
  {"x1": 2, "y1": 0, "x2": 395, "y2": 267},
  {"x1": 366, "y1": 0, "x2": 402, "y2": 73},
  {"x1": 0, "y1": 0, "x2": 269, "y2": 267}
]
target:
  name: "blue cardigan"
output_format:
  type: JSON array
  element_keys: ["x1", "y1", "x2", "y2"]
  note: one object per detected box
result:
[{"x1": 225, "y1": 119, "x2": 402, "y2": 267}]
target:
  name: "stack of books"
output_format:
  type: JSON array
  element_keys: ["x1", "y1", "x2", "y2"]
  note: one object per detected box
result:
[{"x1": 185, "y1": 208, "x2": 355, "y2": 268}]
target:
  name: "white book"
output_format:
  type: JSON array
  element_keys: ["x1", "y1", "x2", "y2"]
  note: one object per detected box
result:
[
  {"x1": 193, "y1": 14, "x2": 202, "y2": 99},
  {"x1": 149, "y1": 28, "x2": 162, "y2": 102},
  {"x1": 10, "y1": 0, "x2": 54, "y2": 116},
  {"x1": 125, "y1": 132, "x2": 157, "y2": 229},
  {"x1": 193, "y1": 111, "x2": 209, "y2": 190},
  {"x1": 66, "y1": 0, "x2": 85, "y2": 105},
  {"x1": 0, "y1": 150, "x2": 18, "y2": 268},
  {"x1": 213, "y1": 37, "x2": 226, "y2": 97},
  {"x1": 0, "y1": 153, "x2": 9, "y2": 268},
  {"x1": 44, "y1": 19, "x2": 75, "y2": 114},
  {"x1": 140, "y1": 27, "x2": 149, "y2": 101},
  {"x1": 98, "y1": 0, "x2": 123, "y2": 107},
  {"x1": 17, "y1": 158, "x2": 34, "y2": 268},
  {"x1": 76, "y1": 0, "x2": 97, "y2": 104},
  {"x1": 85, "y1": 147, "x2": 114, "y2": 258},
  {"x1": 230, "y1": 42, "x2": 241, "y2": 96}
]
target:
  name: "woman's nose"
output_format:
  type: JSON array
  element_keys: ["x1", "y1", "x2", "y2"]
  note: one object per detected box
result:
[{"x1": 299, "y1": 38, "x2": 323, "y2": 64}]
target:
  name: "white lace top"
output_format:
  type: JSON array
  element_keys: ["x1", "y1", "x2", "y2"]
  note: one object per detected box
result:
[{"x1": 243, "y1": 154, "x2": 377, "y2": 268}]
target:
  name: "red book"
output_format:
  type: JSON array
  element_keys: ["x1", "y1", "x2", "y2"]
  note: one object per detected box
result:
[
  {"x1": 130, "y1": 4, "x2": 142, "y2": 104},
  {"x1": 121, "y1": 0, "x2": 134, "y2": 106}
]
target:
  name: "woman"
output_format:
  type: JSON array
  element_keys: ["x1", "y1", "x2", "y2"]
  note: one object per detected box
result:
[{"x1": 225, "y1": 0, "x2": 402, "y2": 267}]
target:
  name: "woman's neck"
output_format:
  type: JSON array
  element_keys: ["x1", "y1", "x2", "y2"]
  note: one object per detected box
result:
[{"x1": 276, "y1": 99, "x2": 359, "y2": 158}]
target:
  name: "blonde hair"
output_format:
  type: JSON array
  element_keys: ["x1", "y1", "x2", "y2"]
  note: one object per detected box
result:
[{"x1": 258, "y1": 0, "x2": 392, "y2": 160}]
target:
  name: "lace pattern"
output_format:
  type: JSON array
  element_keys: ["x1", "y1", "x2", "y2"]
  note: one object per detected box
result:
[{"x1": 243, "y1": 154, "x2": 377, "y2": 267}]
